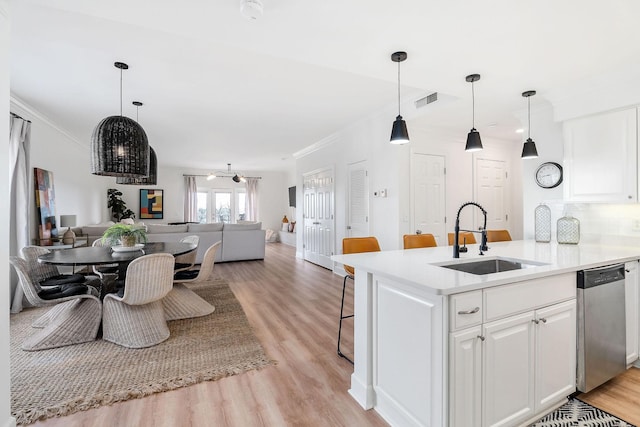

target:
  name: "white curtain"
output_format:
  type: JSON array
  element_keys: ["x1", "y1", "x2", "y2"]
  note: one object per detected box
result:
[
  {"x1": 184, "y1": 175, "x2": 198, "y2": 222},
  {"x1": 245, "y1": 178, "x2": 259, "y2": 221},
  {"x1": 9, "y1": 114, "x2": 31, "y2": 313}
]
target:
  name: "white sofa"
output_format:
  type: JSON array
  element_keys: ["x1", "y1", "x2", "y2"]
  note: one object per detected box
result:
[{"x1": 78, "y1": 222, "x2": 265, "y2": 264}]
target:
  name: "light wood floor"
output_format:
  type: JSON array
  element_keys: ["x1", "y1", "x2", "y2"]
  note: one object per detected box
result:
[
  {"x1": 578, "y1": 366, "x2": 640, "y2": 425},
  {"x1": 30, "y1": 243, "x2": 388, "y2": 427},
  {"x1": 25, "y1": 243, "x2": 640, "y2": 426}
]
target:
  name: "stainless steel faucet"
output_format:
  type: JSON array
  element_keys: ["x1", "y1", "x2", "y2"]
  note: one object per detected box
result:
[{"x1": 453, "y1": 202, "x2": 489, "y2": 258}]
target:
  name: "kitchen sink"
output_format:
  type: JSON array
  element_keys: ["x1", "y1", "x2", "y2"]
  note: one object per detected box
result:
[{"x1": 435, "y1": 257, "x2": 547, "y2": 275}]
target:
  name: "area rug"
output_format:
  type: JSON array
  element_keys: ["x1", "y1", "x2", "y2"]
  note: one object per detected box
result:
[
  {"x1": 10, "y1": 279, "x2": 274, "y2": 425},
  {"x1": 531, "y1": 397, "x2": 635, "y2": 426}
]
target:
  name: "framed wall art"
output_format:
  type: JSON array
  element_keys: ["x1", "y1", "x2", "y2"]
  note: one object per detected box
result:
[
  {"x1": 140, "y1": 189, "x2": 164, "y2": 219},
  {"x1": 34, "y1": 167, "x2": 58, "y2": 245}
]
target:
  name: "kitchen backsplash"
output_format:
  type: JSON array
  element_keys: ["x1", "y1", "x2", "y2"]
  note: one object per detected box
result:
[{"x1": 542, "y1": 202, "x2": 640, "y2": 245}]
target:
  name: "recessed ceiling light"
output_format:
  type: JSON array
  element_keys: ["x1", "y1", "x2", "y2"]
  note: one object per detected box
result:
[{"x1": 516, "y1": 128, "x2": 524, "y2": 134}]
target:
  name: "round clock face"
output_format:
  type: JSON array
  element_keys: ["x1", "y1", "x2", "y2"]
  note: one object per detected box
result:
[{"x1": 535, "y1": 162, "x2": 563, "y2": 189}]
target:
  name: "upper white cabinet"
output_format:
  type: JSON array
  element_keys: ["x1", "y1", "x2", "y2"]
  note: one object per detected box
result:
[{"x1": 563, "y1": 107, "x2": 638, "y2": 202}]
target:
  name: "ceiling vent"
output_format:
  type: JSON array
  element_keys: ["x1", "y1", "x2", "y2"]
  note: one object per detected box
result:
[{"x1": 415, "y1": 92, "x2": 438, "y2": 109}]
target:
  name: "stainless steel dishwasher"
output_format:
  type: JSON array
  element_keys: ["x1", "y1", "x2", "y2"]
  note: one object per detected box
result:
[{"x1": 577, "y1": 263, "x2": 626, "y2": 393}]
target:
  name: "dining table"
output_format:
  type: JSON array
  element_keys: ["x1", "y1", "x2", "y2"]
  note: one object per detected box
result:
[{"x1": 38, "y1": 242, "x2": 197, "y2": 298}]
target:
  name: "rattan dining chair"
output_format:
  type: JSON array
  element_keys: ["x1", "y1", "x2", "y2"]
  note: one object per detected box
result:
[
  {"x1": 91, "y1": 238, "x2": 120, "y2": 278},
  {"x1": 173, "y1": 235, "x2": 200, "y2": 273},
  {"x1": 102, "y1": 253, "x2": 175, "y2": 348},
  {"x1": 403, "y1": 233, "x2": 437, "y2": 249},
  {"x1": 486, "y1": 229, "x2": 512, "y2": 242},
  {"x1": 9, "y1": 256, "x2": 102, "y2": 351},
  {"x1": 339, "y1": 236, "x2": 381, "y2": 364},
  {"x1": 20, "y1": 245, "x2": 86, "y2": 287}
]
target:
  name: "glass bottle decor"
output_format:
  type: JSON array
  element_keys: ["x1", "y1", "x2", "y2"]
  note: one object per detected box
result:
[
  {"x1": 534, "y1": 204, "x2": 551, "y2": 243},
  {"x1": 557, "y1": 215, "x2": 580, "y2": 244}
]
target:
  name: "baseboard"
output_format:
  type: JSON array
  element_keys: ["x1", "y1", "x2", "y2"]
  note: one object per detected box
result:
[{"x1": 517, "y1": 399, "x2": 567, "y2": 427}]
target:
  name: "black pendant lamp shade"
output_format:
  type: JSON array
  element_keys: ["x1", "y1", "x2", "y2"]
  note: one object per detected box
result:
[
  {"x1": 521, "y1": 90, "x2": 539, "y2": 159},
  {"x1": 116, "y1": 102, "x2": 157, "y2": 185},
  {"x1": 390, "y1": 51, "x2": 410, "y2": 144},
  {"x1": 117, "y1": 146, "x2": 157, "y2": 185},
  {"x1": 91, "y1": 62, "x2": 149, "y2": 178},
  {"x1": 465, "y1": 74, "x2": 483, "y2": 152}
]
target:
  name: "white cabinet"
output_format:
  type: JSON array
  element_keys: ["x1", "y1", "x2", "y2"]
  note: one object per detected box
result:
[
  {"x1": 483, "y1": 311, "x2": 535, "y2": 427},
  {"x1": 449, "y1": 275, "x2": 576, "y2": 427},
  {"x1": 626, "y1": 260, "x2": 639, "y2": 366},
  {"x1": 563, "y1": 107, "x2": 638, "y2": 202}
]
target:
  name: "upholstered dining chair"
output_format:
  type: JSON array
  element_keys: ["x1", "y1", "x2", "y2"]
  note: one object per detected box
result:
[
  {"x1": 20, "y1": 245, "x2": 86, "y2": 287},
  {"x1": 102, "y1": 253, "x2": 175, "y2": 348},
  {"x1": 9, "y1": 256, "x2": 102, "y2": 351},
  {"x1": 447, "y1": 232, "x2": 477, "y2": 246},
  {"x1": 339, "y1": 236, "x2": 381, "y2": 364},
  {"x1": 173, "y1": 235, "x2": 200, "y2": 274},
  {"x1": 403, "y1": 233, "x2": 437, "y2": 249},
  {"x1": 486, "y1": 229, "x2": 512, "y2": 243}
]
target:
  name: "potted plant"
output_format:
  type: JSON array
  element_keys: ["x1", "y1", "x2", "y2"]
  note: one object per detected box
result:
[
  {"x1": 101, "y1": 223, "x2": 148, "y2": 247},
  {"x1": 107, "y1": 188, "x2": 136, "y2": 222}
]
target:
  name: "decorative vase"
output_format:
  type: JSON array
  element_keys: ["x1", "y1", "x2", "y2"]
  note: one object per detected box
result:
[
  {"x1": 534, "y1": 204, "x2": 551, "y2": 243},
  {"x1": 121, "y1": 235, "x2": 136, "y2": 247},
  {"x1": 557, "y1": 216, "x2": 580, "y2": 244}
]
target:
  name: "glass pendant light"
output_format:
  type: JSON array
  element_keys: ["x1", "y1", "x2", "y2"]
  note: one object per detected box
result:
[
  {"x1": 390, "y1": 51, "x2": 410, "y2": 144},
  {"x1": 465, "y1": 74, "x2": 483, "y2": 152},
  {"x1": 521, "y1": 90, "x2": 539, "y2": 159},
  {"x1": 91, "y1": 62, "x2": 149, "y2": 177},
  {"x1": 117, "y1": 102, "x2": 158, "y2": 185}
]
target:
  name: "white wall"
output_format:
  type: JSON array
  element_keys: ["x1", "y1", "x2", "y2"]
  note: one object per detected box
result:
[{"x1": 1, "y1": 2, "x2": 15, "y2": 426}]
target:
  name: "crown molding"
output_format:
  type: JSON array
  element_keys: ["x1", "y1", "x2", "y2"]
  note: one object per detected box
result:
[
  {"x1": 292, "y1": 134, "x2": 339, "y2": 160},
  {"x1": 10, "y1": 94, "x2": 86, "y2": 148}
]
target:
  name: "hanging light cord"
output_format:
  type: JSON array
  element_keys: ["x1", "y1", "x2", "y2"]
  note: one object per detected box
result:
[
  {"x1": 119, "y1": 67, "x2": 123, "y2": 117},
  {"x1": 397, "y1": 60, "x2": 401, "y2": 116},
  {"x1": 527, "y1": 96, "x2": 531, "y2": 139},
  {"x1": 471, "y1": 80, "x2": 475, "y2": 128},
  {"x1": 136, "y1": 104, "x2": 139, "y2": 122}
]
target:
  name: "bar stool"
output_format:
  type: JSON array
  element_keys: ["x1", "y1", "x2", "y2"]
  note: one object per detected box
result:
[
  {"x1": 339, "y1": 236, "x2": 380, "y2": 364},
  {"x1": 403, "y1": 233, "x2": 437, "y2": 249},
  {"x1": 486, "y1": 229, "x2": 512, "y2": 242}
]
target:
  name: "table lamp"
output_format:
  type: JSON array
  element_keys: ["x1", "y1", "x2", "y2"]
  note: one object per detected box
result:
[{"x1": 60, "y1": 215, "x2": 77, "y2": 245}]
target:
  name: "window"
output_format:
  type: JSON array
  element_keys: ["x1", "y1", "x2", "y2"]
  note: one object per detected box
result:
[{"x1": 196, "y1": 188, "x2": 246, "y2": 223}]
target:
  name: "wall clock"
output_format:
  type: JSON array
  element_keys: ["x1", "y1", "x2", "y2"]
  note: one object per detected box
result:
[{"x1": 535, "y1": 162, "x2": 563, "y2": 189}]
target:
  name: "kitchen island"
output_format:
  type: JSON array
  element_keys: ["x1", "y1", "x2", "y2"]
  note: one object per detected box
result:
[{"x1": 332, "y1": 240, "x2": 640, "y2": 427}]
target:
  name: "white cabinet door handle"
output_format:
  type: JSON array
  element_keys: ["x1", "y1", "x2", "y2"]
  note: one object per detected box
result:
[
  {"x1": 477, "y1": 335, "x2": 485, "y2": 341},
  {"x1": 458, "y1": 307, "x2": 480, "y2": 315}
]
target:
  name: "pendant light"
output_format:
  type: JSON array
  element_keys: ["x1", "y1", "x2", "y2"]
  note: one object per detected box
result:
[
  {"x1": 390, "y1": 51, "x2": 410, "y2": 144},
  {"x1": 465, "y1": 74, "x2": 483, "y2": 152},
  {"x1": 521, "y1": 90, "x2": 539, "y2": 159},
  {"x1": 117, "y1": 102, "x2": 158, "y2": 185},
  {"x1": 91, "y1": 62, "x2": 149, "y2": 177}
]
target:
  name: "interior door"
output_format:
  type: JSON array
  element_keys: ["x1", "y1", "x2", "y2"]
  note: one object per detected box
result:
[
  {"x1": 475, "y1": 158, "x2": 509, "y2": 233},
  {"x1": 347, "y1": 161, "x2": 369, "y2": 238},
  {"x1": 412, "y1": 154, "x2": 446, "y2": 245},
  {"x1": 303, "y1": 168, "x2": 334, "y2": 270}
]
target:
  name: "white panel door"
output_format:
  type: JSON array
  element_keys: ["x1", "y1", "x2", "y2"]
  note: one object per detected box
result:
[
  {"x1": 475, "y1": 158, "x2": 508, "y2": 232},
  {"x1": 449, "y1": 326, "x2": 482, "y2": 427},
  {"x1": 412, "y1": 154, "x2": 446, "y2": 245},
  {"x1": 302, "y1": 168, "x2": 334, "y2": 270},
  {"x1": 347, "y1": 161, "x2": 369, "y2": 238},
  {"x1": 483, "y1": 311, "x2": 535, "y2": 427},
  {"x1": 534, "y1": 300, "x2": 576, "y2": 412}
]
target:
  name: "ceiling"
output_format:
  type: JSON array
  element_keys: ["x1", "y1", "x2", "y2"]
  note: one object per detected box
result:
[{"x1": 9, "y1": 0, "x2": 640, "y2": 172}]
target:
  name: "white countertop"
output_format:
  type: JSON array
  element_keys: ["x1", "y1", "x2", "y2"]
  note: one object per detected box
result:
[{"x1": 331, "y1": 240, "x2": 640, "y2": 295}]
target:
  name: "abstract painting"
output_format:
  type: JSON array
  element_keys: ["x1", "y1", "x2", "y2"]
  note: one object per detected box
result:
[
  {"x1": 34, "y1": 167, "x2": 57, "y2": 245},
  {"x1": 140, "y1": 189, "x2": 163, "y2": 219}
]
